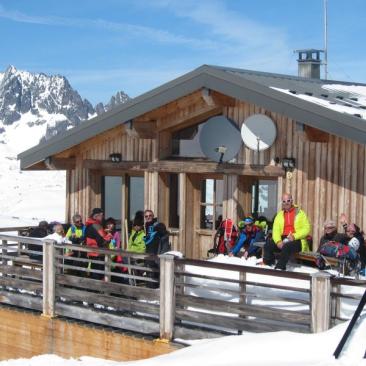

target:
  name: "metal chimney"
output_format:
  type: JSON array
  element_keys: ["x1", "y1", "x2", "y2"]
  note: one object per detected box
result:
[{"x1": 295, "y1": 49, "x2": 324, "y2": 79}]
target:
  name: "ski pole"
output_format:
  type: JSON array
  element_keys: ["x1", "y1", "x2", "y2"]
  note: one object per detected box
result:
[{"x1": 334, "y1": 288, "x2": 366, "y2": 359}]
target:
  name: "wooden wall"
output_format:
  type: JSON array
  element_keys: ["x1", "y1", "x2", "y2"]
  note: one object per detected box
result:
[
  {"x1": 0, "y1": 306, "x2": 179, "y2": 361},
  {"x1": 61, "y1": 91, "x2": 366, "y2": 255},
  {"x1": 225, "y1": 100, "x2": 366, "y2": 249}
]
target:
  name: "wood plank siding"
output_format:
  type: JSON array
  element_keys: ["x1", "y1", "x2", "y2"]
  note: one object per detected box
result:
[{"x1": 58, "y1": 90, "x2": 366, "y2": 257}]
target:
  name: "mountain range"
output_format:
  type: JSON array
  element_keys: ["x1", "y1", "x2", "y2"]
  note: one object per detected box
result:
[{"x1": 0, "y1": 65, "x2": 130, "y2": 227}]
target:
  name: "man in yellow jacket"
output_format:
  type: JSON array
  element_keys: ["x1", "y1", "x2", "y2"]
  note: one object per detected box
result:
[{"x1": 264, "y1": 193, "x2": 311, "y2": 270}]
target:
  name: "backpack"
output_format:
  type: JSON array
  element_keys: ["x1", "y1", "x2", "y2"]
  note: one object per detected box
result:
[
  {"x1": 319, "y1": 241, "x2": 358, "y2": 261},
  {"x1": 216, "y1": 219, "x2": 238, "y2": 254},
  {"x1": 157, "y1": 234, "x2": 171, "y2": 255}
]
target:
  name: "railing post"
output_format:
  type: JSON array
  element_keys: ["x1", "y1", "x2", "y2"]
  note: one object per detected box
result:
[
  {"x1": 2, "y1": 240, "x2": 7, "y2": 266},
  {"x1": 331, "y1": 282, "x2": 341, "y2": 325},
  {"x1": 159, "y1": 254, "x2": 175, "y2": 341},
  {"x1": 311, "y1": 272, "x2": 331, "y2": 333},
  {"x1": 43, "y1": 239, "x2": 56, "y2": 318},
  {"x1": 238, "y1": 270, "x2": 247, "y2": 334}
]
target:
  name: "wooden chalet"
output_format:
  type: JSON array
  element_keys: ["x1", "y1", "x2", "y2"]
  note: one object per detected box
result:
[{"x1": 18, "y1": 64, "x2": 366, "y2": 258}]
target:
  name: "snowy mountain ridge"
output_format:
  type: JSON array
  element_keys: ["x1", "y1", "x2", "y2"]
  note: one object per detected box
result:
[{"x1": 0, "y1": 65, "x2": 130, "y2": 227}]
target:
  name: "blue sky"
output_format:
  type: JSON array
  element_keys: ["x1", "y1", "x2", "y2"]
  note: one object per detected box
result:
[{"x1": 1, "y1": 0, "x2": 365, "y2": 104}]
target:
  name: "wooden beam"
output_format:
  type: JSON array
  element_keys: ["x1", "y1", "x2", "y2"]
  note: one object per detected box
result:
[
  {"x1": 44, "y1": 157, "x2": 76, "y2": 170},
  {"x1": 131, "y1": 119, "x2": 157, "y2": 139},
  {"x1": 157, "y1": 105, "x2": 223, "y2": 132},
  {"x1": 305, "y1": 126, "x2": 330, "y2": 143},
  {"x1": 83, "y1": 159, "x2": 284, "y2": 177},
  {"x1": 208, "y1": 90, "x2": 236, "y2": 107}
]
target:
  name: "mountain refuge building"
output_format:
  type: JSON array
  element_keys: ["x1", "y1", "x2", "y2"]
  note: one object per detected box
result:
[{"x1": 18, "y1": 64, "x2": 366, "y2": 258}]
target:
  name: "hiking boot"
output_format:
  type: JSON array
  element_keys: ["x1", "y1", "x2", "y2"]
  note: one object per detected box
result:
[{"x1": 275, "y1": 264, "x2": 286, "y2": 271}]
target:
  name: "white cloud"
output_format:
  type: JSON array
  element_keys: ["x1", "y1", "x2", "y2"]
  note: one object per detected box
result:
[
  {"x1": 138, "y1": 0, "x2": 295, "y2": 74},
  {"x1": 0, "y1": 4, "x2": 218, "y2": 49}
]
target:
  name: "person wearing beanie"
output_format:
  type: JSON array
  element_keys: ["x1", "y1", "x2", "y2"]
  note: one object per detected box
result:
[{"x1": 128, "y1": 217, "x2": 146, "y2": 253}]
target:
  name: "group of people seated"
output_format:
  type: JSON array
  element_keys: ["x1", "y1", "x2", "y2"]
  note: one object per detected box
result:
[
  {"x1": 213, "y1": 193, "x2": 366, "y2": 274},
  {"x1": 27, "y1": 208, "x2": 171, "y2": 282}
]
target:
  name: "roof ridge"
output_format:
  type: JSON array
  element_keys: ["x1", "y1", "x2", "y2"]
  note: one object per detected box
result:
[{"x1": 206, "y1": 64, "x2": 366, "y2": 87}]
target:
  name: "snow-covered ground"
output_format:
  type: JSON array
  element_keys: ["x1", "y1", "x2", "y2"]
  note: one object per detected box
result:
[
  {"x1": 0, "y1": 114, "x2": 65, "y2": 228},
  {"x1": 1, "y1": 316, "x2": 366, "y2": 365}
]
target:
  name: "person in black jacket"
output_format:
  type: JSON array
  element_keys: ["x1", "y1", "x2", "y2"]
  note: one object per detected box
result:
[
  {"x1": 28, "y1": 220, "x2": 49, "y2": 260},
  {"x1": 145, "y1": 222, "x2": 170, "y2": 288},
  {"x1": 319, "y1": 220, "x2": 348, "y2": 248}
]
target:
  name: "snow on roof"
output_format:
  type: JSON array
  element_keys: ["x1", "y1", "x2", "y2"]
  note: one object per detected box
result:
[{"x1": 271, "y1": 84, "x2": 366, "y2": 120}]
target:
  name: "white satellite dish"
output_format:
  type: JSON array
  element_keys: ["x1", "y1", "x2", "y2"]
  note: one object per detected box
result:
[
  {"x1": 199, "y1": 116, "x2": 242, "y2": 163},
  {"x1": 241, "y1": 114, "x2": 277, "y2": 151}
]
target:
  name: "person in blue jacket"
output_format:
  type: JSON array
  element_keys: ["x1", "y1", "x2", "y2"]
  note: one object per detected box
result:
[{"x1": 229, "y1": 217, "x2": 264, "y2": 257}]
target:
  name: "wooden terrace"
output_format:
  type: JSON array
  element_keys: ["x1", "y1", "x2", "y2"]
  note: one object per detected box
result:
[{"x1": 0, "y1": 229, "x2": 365, "y2": 341}]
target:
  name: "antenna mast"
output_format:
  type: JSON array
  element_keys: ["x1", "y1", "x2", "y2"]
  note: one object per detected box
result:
[{"x1": 324, "y1": 0, "x2": 328, "y2": 79}]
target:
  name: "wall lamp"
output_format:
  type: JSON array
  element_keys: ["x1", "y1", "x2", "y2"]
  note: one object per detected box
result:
[
  {"x1": 275, "y1": 157, "x2": 296, "y2": 172},
  {"x1": 281, "y1": 157, "x2": 296, "y2": 172},
  {"x1": 109, "y1": 153, "x2": 122, "y2": 163}
]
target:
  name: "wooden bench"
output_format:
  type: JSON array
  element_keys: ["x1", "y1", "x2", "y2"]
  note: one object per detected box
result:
[{"x1": 294, "y1": 251, "x2": 340, "y2": 267}]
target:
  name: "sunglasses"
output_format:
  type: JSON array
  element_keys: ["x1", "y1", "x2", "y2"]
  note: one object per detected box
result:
[
  {"x1": 74, "y1": 220, "x2": 82, "y2": 224},
  {"x1": 282, "y1": 199, "x2": 292, "y2": 204}
]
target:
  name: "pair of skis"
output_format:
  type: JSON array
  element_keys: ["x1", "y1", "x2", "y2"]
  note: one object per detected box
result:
[{"x1": 333, "y1": 288, "x2": 366, "y2": 359}]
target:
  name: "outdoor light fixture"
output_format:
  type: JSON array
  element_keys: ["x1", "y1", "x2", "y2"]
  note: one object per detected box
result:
[
  {"x1": 281, "y1": 157, "x2": 296, "y2": 172},
  {"x1": 109, "y1": 153, "x2": 122, "y2": 163}
]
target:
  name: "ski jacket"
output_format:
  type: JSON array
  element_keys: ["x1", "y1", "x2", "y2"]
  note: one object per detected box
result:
[
  {"x1": 144, "y1": 218, "x2": 158, "y2": 246},
  {"x1": 145, "y1": 231, "x2": 169, "y2": 255},
  {"x1": 272, "y1": 205, "x2": 311, "y2": 252},
  {"x1": 85, "y1": 217, "x2": 113, "y2": 257},
  {"x1": 128, "y1": 229, "x2": 146, "y2": 253},
  {"x1": 231, "y1": 225, "x2": 263, "y2": 256},
  {"x1": 66, "y1": 224, "x2": 86, "y2": 247}
]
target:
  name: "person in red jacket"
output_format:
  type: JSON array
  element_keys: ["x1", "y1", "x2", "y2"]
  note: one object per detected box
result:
[{"x1": 85, "y1": 208, "x2": 113, "y2": 279}]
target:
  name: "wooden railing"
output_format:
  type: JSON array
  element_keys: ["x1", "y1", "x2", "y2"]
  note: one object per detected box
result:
[{"x1": 0, "y1": 233, "x2": 365, "y2": 341}]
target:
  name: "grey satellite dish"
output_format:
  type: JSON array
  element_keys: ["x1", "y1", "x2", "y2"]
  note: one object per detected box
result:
[
  {"x1": 199, "y1": 116, "x2": 242, "y2": 163},
  {"x1": 241, "y1": 114, "x2": 277, "y2": 151}
]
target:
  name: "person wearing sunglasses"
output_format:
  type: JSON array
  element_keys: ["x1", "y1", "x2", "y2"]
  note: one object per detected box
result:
[
  {"x1": 263, "y1": 193, "x2": 311, "y2": 270},
  {"x1": 65, "y1": 214, "x2": 86, "y2": 245},
  {"x1": 319, "y1": 220, "x2": 347, "y2": 248},
  {"x1": 144, "y1": 209, "x2": 158, "y2": 247}
]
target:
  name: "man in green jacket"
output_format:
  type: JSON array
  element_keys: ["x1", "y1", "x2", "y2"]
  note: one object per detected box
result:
[{"x1": 264, "y1": 193, "x2": 311, "y2": 270}]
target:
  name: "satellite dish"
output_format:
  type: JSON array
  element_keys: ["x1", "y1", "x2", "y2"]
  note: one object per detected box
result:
[
  {"x1": 241, "y1": 114, "x2": 277, "y2": 151},
  {"x1": 199, "y1": 116, "x2": 242, "y2": 163}
]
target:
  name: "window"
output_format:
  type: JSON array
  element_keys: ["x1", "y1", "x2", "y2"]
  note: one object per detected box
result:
[
  {"x1": 102, "y1": 175, "x2": 144, "y2": 222},
  {"x1": 128, "y1": 176, "x2": 144, "y2": 221},
  {"x1": 168, "y1": 174, "x2": 180, "y2": 228},
  {"x1": 200, "y1": 179, "x2": 223, "y2": 229},
  {"x1": 103, "y1": 176, "x2": 122, "y2": 220},
  {"x1": 252, "y1": 180, "x2": 278, "y2": 220}
]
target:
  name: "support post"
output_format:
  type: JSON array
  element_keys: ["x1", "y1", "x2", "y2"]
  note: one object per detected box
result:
[
  {"x1": 2, "y1": 240, "x2": 7, "y2": 266},
  {"x1": 159, "y1": 254, "x2": 175, "y2": 341},
  {"x1": 43, "y1": 239, "x2": 56, "y2": 318},
  {"x1": 331, "y1": 283, "x2": 341, "y2": 325},
  {"x1": 238, "y1": 270, "x2": 247, "y2": 334},
  {"x1": 311, "y1": 272, "x2": 331, "y2": 333}
]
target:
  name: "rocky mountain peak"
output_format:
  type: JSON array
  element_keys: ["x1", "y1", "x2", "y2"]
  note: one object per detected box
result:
[{"x1": 0, "y1": 66, "x2": 130, "y2": 142}]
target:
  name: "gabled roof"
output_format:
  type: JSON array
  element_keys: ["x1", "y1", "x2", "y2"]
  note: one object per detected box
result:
[{"x1": 18, "y1": 64, "x2": 366, "y2": 170}]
